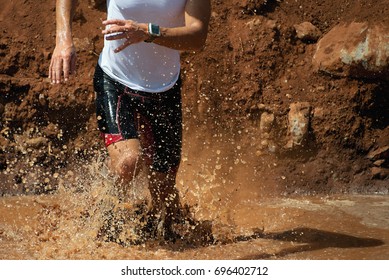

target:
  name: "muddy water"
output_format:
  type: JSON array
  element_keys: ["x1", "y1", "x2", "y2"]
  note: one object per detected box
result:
[{"x1": 1, "y1": 162, "x2": 388, "y2": 260}]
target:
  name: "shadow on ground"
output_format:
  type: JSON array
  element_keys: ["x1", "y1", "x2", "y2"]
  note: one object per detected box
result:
[{"x1": 236, "y1": 227, "x2": 384, "y2": 259}]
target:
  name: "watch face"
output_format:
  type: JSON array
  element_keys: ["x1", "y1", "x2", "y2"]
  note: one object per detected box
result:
[{"x1": 150, "y1": 24, "x2": 160, "y2": 36}]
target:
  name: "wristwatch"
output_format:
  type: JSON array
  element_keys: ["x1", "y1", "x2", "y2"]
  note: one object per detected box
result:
[{"x1": 145, "y1": 23, "x2": 161, "y2": 43}]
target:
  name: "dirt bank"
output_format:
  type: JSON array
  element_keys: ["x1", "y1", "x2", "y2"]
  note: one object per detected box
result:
[{"x1": 0, "y1": 0, "x2": 388, "y2": 197}]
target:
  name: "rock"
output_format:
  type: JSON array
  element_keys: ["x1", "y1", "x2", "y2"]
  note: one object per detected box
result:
[
  {"x1": 373, "y1": 159, "x2": 386, "y2": 167},
  {"x1": 246, "y1": 17, "x2": 278, "y2": 31},
  {"x1": 257, "y1": 103, "x2": 268, "y2": 111},
  {"x1": 259, "y1": 112, "x2": 276, "y2": 152},
  {"x1": 294, "y1": 22, "x2": 321, "y2": 42},
  {"x1": 246, "y1": 18, "x2": 262, "y2": 30},
  {"x1": 265, "y1": 19, "x2": 278, "y2": 30},
  {"x1": 371, "y1": 167, "x2": 389, "y2": 179},
  {"x1": 313, "y1": 107, "x2": 325, "y2": 119},
  {"x1": 260, "y1": 112, "x2": 275, "y2": 136},
  {"x1": 313, "y1": 22, "x2": 389, "y2": 80},
  {"x1": 367, "y1": 146, "x2": 389, "y2": 161},
  {"x1": 285, "y1": 102, "x2": 312, "y2": 149}
]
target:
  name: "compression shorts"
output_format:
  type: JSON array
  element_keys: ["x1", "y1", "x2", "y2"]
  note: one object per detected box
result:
[{"x1": 93, "y1": 64, "x2": 182, "y2": 173}]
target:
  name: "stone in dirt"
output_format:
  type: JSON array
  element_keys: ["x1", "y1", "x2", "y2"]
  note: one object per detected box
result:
[
  {"x1": 285, "y1": 102, "x2": 312, "y2": 149},
  {"x1": 259, "y1": 111, "x2": 275, "y2": 151},
  {"x1": 313, "y1": 22, "x2": 389, "y2": 80},
  {"x1": 294, "y1": 22, "x2": 322, "y2": 42},
  {"x1": 367, "y1": 146, "x2": 389, "y2": 161},
  {"x1": 371, "y1": 167, "x2": 389, "y2": 180}
]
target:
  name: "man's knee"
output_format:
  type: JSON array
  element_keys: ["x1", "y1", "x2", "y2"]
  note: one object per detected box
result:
[
  {"x1": 107, "y1": 139, "x2": 142, "y2": 181},
  {"x1": 111, "y1": 153, "x2": 141, "y2": 181}
]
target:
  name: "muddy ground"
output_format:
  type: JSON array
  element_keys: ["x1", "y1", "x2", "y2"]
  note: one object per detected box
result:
[{"x1": 0, "y1": 0, "x2": 388, "y2": 198}]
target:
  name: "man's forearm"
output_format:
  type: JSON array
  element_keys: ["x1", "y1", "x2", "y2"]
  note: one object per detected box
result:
[
  {"x1": 55, "y1": 0, "x2": 77, "y2": 44},
  {"x1": 154, "y1": 25, "x2": 209, "y2": 51}
]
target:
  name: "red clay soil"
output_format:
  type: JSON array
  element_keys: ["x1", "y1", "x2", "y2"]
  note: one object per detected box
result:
[{"x1": 0, "y1": 0, "x2": 388, "y2": 196}]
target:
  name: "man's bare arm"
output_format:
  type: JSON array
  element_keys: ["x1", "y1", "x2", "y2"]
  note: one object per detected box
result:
[
  {"x1": 49, "y1": 0, "x2": 78, "y2": 84},
  {"x1": 157, "y1": 0, "x2": 211, "y2": 50}
]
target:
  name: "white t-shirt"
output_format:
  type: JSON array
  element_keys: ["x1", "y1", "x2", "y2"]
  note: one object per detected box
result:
[{"x1": 98, "y1": 0, "x2": 186, "y2": 93}]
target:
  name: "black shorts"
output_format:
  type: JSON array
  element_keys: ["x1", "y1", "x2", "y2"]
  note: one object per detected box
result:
[{"x1": 93, "y1": 64, "x2": 182, "y2": 173}]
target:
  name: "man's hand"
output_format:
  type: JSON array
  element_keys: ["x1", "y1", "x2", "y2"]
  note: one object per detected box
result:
[
  {"x1": 49, "y1": 43, "x2": 77, "y2": 84},
  {"x1": 102, "y1": 19, "x2": 148, "y2": 53}
]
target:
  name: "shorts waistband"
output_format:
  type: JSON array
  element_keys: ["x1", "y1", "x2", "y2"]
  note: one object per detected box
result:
[{"x1": 95, "y1": 64, "x2": 181, "y2": 99}]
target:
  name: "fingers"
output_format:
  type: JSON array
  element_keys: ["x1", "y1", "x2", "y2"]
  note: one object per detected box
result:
[
  {"x1": 63, "y1": 50, "x2": 77, "y2": 82},
  {"x1": 102, "y1": 26, "x2": 123, "y2": 35},
  {"x1": 102, "y1": 19, "x2": 126, "y2": 26},
  {"x1": 49, "y1": 57, "x2": 63, "y2": 84},
  {"x1": 48, "y1": 59, "x2": 54, "y2": 80},
  {"x1": 114, "y1": 41, "x2": 131, "y2": 53},
  {"x1": 105, "y1": 32, "x2": 126, "y2": 40},
  {"x1": 102, "y1": 19, "x2": 148, "y2": 52},
  {"x1": 102, "y1": 19, "x2": 127, "y2": 36},
  {"x1": 63, "y1": 57, "x2": 70, "y2": 82},
  {"x1": 102, "y1": 19, "x2": 138, "y2": 36},
  {"x1": 48, "y1": 48, "x2": 76, "y2": 84},
  {"x1": 103, "y1": 25, "x2": 134, "y2": 53}
]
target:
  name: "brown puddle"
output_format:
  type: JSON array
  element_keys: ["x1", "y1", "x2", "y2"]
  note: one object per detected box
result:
[{"x1": 1, "y1": 187, "x2": 388, "y2": 260}]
